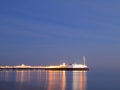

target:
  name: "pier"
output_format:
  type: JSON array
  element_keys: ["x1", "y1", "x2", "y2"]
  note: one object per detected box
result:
[
  {"x1": 0, "y1": 64, "x2": 45, "y2": 70},
  {"x1": 0, "y1": 63, "x2": 89, "y2": 71}
]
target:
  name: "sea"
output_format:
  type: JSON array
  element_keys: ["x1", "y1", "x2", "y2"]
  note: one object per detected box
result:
[{"x1": 0, "y1": 70, "x2": 120, "y2": 90}]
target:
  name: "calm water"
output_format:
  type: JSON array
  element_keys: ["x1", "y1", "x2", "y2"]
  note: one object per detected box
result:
[{"x1": 0, "y1": 70, "x2": 120, "y2": 90}]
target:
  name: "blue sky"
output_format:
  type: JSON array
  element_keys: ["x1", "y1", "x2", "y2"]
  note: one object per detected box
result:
[{"x1": 0, "y1": 1, "x2": 120, "y2": 71}]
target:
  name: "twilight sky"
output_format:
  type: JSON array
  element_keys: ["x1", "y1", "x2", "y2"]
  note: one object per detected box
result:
[{"x1": 0, "y1": 1, "x2": 120, "y2": 71}]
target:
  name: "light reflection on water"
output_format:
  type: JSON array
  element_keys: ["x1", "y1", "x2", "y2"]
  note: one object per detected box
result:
[
  {"x1": 73, "y1": 71, "x2": 87, "y2": 90},
  {"x1": 47, "y1": 71, "x2": 66, "y2": 90},
  {"x1": 0, "y1": 70, "x2": 87, "y2": 90}
]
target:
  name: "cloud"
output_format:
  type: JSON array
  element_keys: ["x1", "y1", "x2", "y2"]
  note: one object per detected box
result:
[
  {"x1": 0, "y1": 26, "x2": 44, "y2": 38},
  {"x1": 33, "y1": 22, "x2": 120, "y2": 42},
  {"x1": 0, "y1": 18, "x2": 119, "y2": 41},
  {"x1": 1, "y1": 15, "x2": 120, "y2": 42}
]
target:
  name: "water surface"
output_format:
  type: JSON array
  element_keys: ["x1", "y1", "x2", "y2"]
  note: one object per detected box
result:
[{"x1": 0, "y1": 70, "x2": 120, "y2": 90}]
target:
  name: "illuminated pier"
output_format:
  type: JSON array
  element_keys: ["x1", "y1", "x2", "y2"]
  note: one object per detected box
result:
[
  {"x1": 0, "y1": 64, "x2": 43, "y2": 70},
  {"x1": 0, "y1": 63, "x2": 89, "y2": 71},
  {"x1": 0, "y1": 57, "x2": 89, "y2": 71}
]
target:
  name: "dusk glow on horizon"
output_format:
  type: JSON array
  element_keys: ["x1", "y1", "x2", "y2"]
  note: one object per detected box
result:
[{"x1": 1, "y1": 1, "x2": 120, "y2": 71}]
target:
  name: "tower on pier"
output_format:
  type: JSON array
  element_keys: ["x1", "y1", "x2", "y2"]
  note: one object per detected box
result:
[{"x1": 83, "y1": 56, "x2": 86, "y2": 65}]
